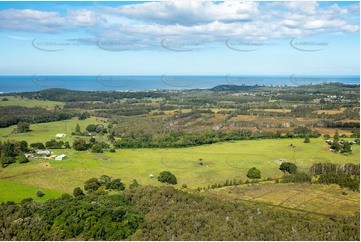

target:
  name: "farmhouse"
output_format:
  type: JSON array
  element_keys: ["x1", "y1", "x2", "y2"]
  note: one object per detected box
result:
[
  {"x1": 55, "y1": 133, "x2": 66, "y2": 138},
  {"x1": 36, "y1": 150, "x2": 51, "y2": 157},
  {"x1": 55, "y1": 154, "x2": 67, "y2": 160}
]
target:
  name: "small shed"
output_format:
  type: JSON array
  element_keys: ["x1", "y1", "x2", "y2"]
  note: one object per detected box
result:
[
  {"x1": 55, "y1": 154, "x2": 67, "y2": 160},
  {"x1": 55, "y1": 133, "x2": 66, "y2": 138}
]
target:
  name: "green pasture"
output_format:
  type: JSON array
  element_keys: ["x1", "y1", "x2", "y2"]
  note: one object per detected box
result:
[
  {"x1": 0, "y1": 117, "x2": 107, "y2": 145},
  {"x1": 0, "y1": 179, "x2": 64, "y2": 203},
  {"x1": 0, "y1": 136, "x2": 359, "y2": 203},
  {"x1": 0, "y1": 96, "x2": 64, "y2": 109}
]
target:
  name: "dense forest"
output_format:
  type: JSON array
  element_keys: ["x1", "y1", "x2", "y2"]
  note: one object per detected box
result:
[
  {"x1": 0, "y1": 106, "x2": 72, "y2": 128},
  {"x1": 0, "y1": 185, "x2": 359, "y2": 241},
  {"x1": 0, "y1": 194, "x2": 142, "y2": 240}
]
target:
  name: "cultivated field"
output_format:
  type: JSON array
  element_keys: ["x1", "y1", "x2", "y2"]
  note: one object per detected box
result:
[{"x1": 212, "y1": 183, "x2": 360, "y2": 217}]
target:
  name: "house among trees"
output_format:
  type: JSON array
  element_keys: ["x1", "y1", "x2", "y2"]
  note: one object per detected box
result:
[
  {"x1": 55, "y1": 154, "x2": 67, "y2": 160},
  {"x1": 55, "y1": 133, "x2": 66, "y2": 138},
  {"x1": 36, "y1": 150, "x2": 51, "y2": 157}
]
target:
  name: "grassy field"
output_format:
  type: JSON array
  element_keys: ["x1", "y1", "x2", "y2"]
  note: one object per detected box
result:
[
  {"x1": 0, "y1": 96, "x2": 64, "y2": 109},
  {"x1": 0, "y1": 179, "x2": 64, "y2": 203},
  {"x1": 251, "y1": 108, "x2": 292, "y2": 113},
  {"x1": 0, "y1": 136, "x2": 359, "y2": 203},
  {"x1": 211, "y1": 183, "x2": 359, "y2": 216},
  {"x1": 314, "y1": 108, "x2": 345, "y2": 115},
  {"x1": 0, "y1": 117, "x2": 107, "y2": 145}
]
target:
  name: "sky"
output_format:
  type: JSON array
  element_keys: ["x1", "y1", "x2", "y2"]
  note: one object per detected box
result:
[{"x1": 0, "y1": 0, "x2": 359, "y2": 76}]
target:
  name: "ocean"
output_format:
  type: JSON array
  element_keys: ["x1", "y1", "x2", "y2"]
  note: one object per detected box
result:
[{"x1": 0, "y1": 75, "x2": 359, "y2": 93}]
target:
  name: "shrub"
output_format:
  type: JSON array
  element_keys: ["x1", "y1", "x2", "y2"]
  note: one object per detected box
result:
[
  {"x1": 279, "y1": 162, "x2": 298, "y2": 174},
  {"x1": 246, "y1": 167, "x2": 261, "y2": 179},
  {"x1": 36, "y1": 190, "x2": 45, "y2": 197},
  {"x1": 16, "y1": 155, "x2": 29, "y2": 164},
  {"x1": 91, "y1": 143, "x2": 103, "y2": 153},
  {"x1": 108, "y1": 179, "x2": 125, "y2": 191},
  {"x1": 73, "y1": 187, "x2": 85, "y2": 197},
  {"x1": 84, "y1": 178, "x2": 101, "y2": 192},
  {"x1": 158, "y1": 171, "x2": 177, "y2": 185}
]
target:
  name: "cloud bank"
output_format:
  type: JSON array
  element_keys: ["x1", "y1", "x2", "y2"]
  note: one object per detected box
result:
[{"x1": 0, "y1": 1, "x2": 359, "y2": 49}]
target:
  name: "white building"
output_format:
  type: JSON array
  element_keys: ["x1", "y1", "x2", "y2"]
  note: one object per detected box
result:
[
  {"x1": 55, "y1": 154, "x2": 67, "y2": 160},
  {"x1": 55, "y1": 133, "x2": 66, "y2": 138},
  {"x1": 36, "y1": 150, "x2": 51, "y2": 156}
]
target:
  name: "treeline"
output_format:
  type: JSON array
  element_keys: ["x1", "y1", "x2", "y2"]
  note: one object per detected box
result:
[
  {"x1": 112, "y1": 128, "x2": 320, "y2": 149},
  {"x1": 0, "y1": 106, "x2": 71, "y2": 128},
  {"x1": 309, "y1": 163, "x2": 360, "y2": 176},
  {"x1": 279, "y1": 162, "x2": 360, "y2": 191},
  {"x1": 0, "y1": 140, "x2": 29, "y2": 167},
  {"x1": 310, "y1": 163, "x2": 360, "y2": 191},
  {"x1": 0, "y1": 194, "x2": 142, "y2": 240},
  {"x1": 16, "y1": 88, "x2": 168, "y2": 102}
]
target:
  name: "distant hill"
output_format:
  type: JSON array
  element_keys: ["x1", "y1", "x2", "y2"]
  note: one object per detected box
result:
[{"x1": 210, "y1": 84, "x2": 259, "y2": 91}]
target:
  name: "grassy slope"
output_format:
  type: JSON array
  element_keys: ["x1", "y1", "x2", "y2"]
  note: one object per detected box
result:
[
  {"x1": 0, "y1": 96, "x2": 64, "y2": 109},
  {"x1": 0, "y1": 117, "x2": 107, "y2": 145},
  {"x1": 0, "y1": 136, "x2": 359, "y2": 203}
]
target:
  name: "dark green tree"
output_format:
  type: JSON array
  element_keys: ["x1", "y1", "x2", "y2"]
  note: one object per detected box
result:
[
  {"x1": 341, "y1": 141, "x2": 352, "y2": 154},
  {"x1": 73, "y1": 139, "x2": 88, "y2": 151},
  {"x1": 17, "y1": 122, "x2": 30, "y2": 133},
  {"x1": 91, "y1": 143, "x2": 103, "y2": 153},
  {"x1": 30, "y1": 142, "x2": 46, "y2": 150},
  {"x1": 75, "y1": 123, "x2": 81, "y2": 133},
  {"x1": 246, "y1": 167, "x2": 261, "y2": 180},
  {"x1": 16, "y1": 155, "x2": 29, "y2": 164},
  {"x1": 279, "y1": 162, "x2": 298, "y2": 174},
  {"x1": 73, "y1": 187, "x2": 85, "y2": 197},
  {"x1": 158, "y1": 171, "x2": 177, "y2": 185},
  {"x1": 304, "y1": 135, "x2": 310, "y2": 143},
  {"x1": 78, "y1": 112, "x2": 87, "y2": 120},
  {"x1": 108, "y1": 179, "x2": 125, "y2": 191},
  {"x1": 99, "y1": 175, "x2": 112, "y2": 187},
  {"x1": 19, "y1": 140, "x2": 29, "y2": 152},
  {"x1": 129, "y1": 179, "x2": 139, "y2": 189},
  {"x1": 84, "y1": 178, "x2": 101, "y2": 192},
  {"x1": 86, "y1": 124, "x2": 97, "y2": 133},
  {"x1": 0, "y1": 156, "x2": 16, "y2": 168},
  {"x1": 334, "y1": 130, "x2": 340, "y2": 141}
]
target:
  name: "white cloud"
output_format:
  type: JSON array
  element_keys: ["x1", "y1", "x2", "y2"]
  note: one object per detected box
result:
[
  {"x1": 0, "y1": 9, "x2": 65, "y2": 32},
  {"x1": 67, "y1": 9, "x2": 104, "y2": 27},
  {"x1": 284, "y1": 1, "x2": 319, "y2": 15},
  {"x1": 103, "y1": 1, "x2": 259, "y2": 25},
  {"x1": 0, "y1": 1, "x2": 358, "y2": 48}
]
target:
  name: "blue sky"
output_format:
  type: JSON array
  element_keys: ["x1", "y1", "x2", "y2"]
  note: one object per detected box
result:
[{"x1": 0, "y1": 1, "x2": 359, "y2": 76}]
